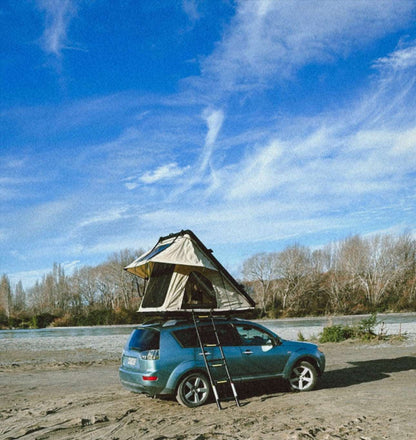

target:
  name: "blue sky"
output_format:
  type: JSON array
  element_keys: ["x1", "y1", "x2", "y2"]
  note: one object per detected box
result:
[{"x1": 2, "y1": 0, "x2": 416, "y2": 288}]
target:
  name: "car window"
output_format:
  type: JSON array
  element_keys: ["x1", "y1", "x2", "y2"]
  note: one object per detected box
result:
[
  {"x1": 173, "y1": 324, "x2": 239, "y2": 348},
  {"x1": 234, "y1": 324, "x2": 274, "y2": 346},
  {"x1": 128, "y1": 328, "x2": 160, "y2": 351}
]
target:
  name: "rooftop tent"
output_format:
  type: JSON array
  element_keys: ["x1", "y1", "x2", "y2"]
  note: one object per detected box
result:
[{"x1": 124, "y1": 230, "x2": 255, "y2": 313}]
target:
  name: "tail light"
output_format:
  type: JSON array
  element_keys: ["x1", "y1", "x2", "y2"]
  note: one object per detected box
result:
[{"x1": 140, "y1": 349, "x2": 160, "y2": 360}]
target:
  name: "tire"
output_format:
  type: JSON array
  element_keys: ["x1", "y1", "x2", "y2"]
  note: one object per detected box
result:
[
  {"x1": 176, "y1": 372, "x2": 211, "y2": 408},
  {"x1": 288, "y1": 361, "x2": 317, "y2": 391}
]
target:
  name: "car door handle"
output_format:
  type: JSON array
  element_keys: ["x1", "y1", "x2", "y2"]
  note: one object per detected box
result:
[{"x1": 243, "y1": 350, "x2": 253, "y2": 355}]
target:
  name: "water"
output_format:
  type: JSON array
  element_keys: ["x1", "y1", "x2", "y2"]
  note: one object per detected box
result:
[
  {"x1": 261, "y1": 312, "x2": 416, "y2": 341},
  {"x1": 0, "y1": 325, "x2": 137, "y2": 340},
  {"x1": 1, "y1": 313, "x2": 415, "y2": 341}
]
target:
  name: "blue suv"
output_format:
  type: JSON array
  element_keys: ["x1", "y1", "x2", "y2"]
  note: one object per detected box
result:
[{"x1": 119, "y1": 317, "x2": 325, "y2": 407}]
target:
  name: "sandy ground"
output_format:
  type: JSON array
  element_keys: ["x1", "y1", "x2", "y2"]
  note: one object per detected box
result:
[{"x1": 1, "y1": 335, "x2": 415, "y2": 440}]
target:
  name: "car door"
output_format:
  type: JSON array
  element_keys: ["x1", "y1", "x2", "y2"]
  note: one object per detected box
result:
[
  {"x1": 196, "y1": 323, "x2": 242, "y2": 379},
  {"x1": 233, "y1": 323, "x2": 290, "y2": 379}
]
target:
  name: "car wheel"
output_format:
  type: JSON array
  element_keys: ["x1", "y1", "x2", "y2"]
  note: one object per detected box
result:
[
  {"x1": 176, "y1": 372, "x2": 211, "y2": 408},
  {"x1": 288, "y1": 361, "x2": 317, "y2": 391}
]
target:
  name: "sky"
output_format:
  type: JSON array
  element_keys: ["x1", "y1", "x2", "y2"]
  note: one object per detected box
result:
[{"x1": 2, "y1": 0, "x2": 416, "y2": 289}]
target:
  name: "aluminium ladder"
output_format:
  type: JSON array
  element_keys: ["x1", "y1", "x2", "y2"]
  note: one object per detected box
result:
[{"x1": 192, "y1": 311, "x2": 240, "y2": 410}]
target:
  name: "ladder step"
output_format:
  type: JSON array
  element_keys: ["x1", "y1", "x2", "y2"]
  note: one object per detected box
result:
[
  {"x1": 216, "y1": 379, "x2": 228, "y2": 384},
  {"x1": 211, "y1": 363, "x2": 224, "y2": 368}
]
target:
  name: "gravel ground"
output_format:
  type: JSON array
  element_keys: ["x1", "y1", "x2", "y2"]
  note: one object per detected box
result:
[{"x1": 1, "y1": 320, "x2": 415, "y2": 440}]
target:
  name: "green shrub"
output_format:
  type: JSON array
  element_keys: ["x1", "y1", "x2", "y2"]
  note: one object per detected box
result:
[
  {"x1": 31, "y1": 313, "x2": 56, "y2": 328},
  {"x1": 355, "y1": 312, "x2": 378, "y2": 339},
  {"x1": 319, "y1": 313, "x2": 398, "y2": 343},
  {"x1": 319, "y1": 324, "x2": 355, "y2": 343}
]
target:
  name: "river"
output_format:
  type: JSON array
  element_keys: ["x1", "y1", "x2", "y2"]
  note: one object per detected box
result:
[{"x1": 1, "y1": 312, "x2": 415, "y2": 342}]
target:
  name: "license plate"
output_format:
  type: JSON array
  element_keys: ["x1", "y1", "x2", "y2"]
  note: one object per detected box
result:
[{"x1": 125, "y1": 356, "x2": 136, "y2": 366}]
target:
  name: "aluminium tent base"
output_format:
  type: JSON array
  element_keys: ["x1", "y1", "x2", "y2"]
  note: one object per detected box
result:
[{"x1": 138, "y1": 309, "x2": 258, "y2": 325}]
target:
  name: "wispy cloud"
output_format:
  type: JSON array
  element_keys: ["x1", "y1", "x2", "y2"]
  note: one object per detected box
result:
[
  {"x1": 201, "y1": 0, "x2": 415, "y2": 90},
  {"x1": 373, "y1": 44, "x2": 416, "y2": 72},
  {"x1": 225, "y1": 140, "x2": 285, "y2": 200},
  {"x1": 36, "y1": 0, "x2": 78, "y2": 57},
  {"x1": 182, "y1": 0, "x2": 200, "y2": 23},
  {"x1": 140, "y1": 162, "x2": 190, "y2": 184},
  {"x1": 78, "y1": 207, "x2": 129, "y2": 228},
  {"x1": 30, "y1": 199, "x2": 76, "y2": 231},
  {"x1": 4, "y1": 1, "x2": 416, "y2": 288},
  {"x1": 199, "y1": 108, "x2": 224, "y2": 174}
]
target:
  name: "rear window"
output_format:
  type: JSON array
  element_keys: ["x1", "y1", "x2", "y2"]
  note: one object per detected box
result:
[
  {"x1": 128, "y1": 328, "x2": 160, "y2": 351},
  {"x1": 173, "y1": 324, "x2": 238, "y2": 348}
]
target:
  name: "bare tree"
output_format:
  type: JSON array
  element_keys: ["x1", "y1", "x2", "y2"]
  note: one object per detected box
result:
[
  {"x1": 323, "y1": 241, "x2": 356, "y2": 314},
  {"x1": 242, "y1": 252, "x2": 279, "y2": 314},
  {"x1": 70, "y1": 266, "x2": 99, "y2": 309},
  {"x1": 0, "y1": 274, "x2": 12, "y2": 317},
  {"x1": 13, "y1": 280, "x2": 26, "y2": 312},
  {"x1": 355, "y1": 235, "x2": 401, "y2": 306},
  {"x1": 275, "y1": 245, "x2": 312, "y2": 312}
]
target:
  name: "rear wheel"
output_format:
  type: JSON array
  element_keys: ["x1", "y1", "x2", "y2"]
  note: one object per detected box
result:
[
  {"x1": 176, "y1": 372, "x2": 211, "y2": 407},
  {"x1": 288, "y1": 361, "x2": 317, "y2": 391}
]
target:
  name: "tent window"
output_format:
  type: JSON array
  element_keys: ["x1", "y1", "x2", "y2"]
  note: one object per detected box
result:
[
  {"x1": 135, "y1": 243, "x2": 172, "y2": 264},
  {"x1": 141, "y1": 263, "x2": 174, "y2": 308},
  {"x1": 182, "y1": 271, "x2": 217, "y2": 309}
]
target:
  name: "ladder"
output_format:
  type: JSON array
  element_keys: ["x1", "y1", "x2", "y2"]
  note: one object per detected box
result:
[{"x1": 192, "y1": 311, "x2": 240, "y2": 410}]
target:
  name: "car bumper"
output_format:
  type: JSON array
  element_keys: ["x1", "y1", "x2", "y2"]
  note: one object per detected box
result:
[{"x1": 119, "y1": 367, "x2": 172, "y2": 396}]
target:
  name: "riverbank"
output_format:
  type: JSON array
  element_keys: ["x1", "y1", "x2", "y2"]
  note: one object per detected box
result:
[{"x1": 1, "y1": 325, "x2": 415, "y2": 439}]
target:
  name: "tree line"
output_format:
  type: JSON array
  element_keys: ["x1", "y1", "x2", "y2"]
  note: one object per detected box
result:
[
  {"x1": 243, "y1": 232, "x2": 416, "y2": 317},
  {"x1": 0, "y1": 249, "x2": 145, "y2": 328},
  {"x1": 1, "y1": 232, "x2": 416, "y2": 328}
]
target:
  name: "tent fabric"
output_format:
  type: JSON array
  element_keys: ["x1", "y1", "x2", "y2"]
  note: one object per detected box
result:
[
  {"x1": 124, "y1": 230, "x2": 255, "y2": 313},
  {"x1": 125, "y1": 233, "x2": 217, "y2": 279}
]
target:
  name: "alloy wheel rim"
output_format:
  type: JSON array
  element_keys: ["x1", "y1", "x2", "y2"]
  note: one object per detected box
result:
[
  {"x1": 290, "y1": 366, "x2": 313, "y2": 390},
  {"x1": 184, "y1": 377, "x2": 208, "y2": 404}
]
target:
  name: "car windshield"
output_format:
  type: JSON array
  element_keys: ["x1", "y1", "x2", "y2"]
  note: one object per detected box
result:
[{"x1": 128, "y1": 328, "x2": 160, "y2": 351}]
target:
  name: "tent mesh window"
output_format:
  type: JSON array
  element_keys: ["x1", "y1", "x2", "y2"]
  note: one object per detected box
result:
[
  {"x1": 182, "y1": 271, "x2": 217, "y2": 309},
  {"x1": 141, "y1": 263, "x2": 174, "y2": 308}
]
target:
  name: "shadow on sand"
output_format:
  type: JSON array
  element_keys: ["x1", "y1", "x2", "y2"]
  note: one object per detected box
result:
[
  {"x1": 232, "y1": 356, "x2": 416, "y2": 403},
  {"x1": 321, "y1": 356, "x2": 416, "y2": 389}
]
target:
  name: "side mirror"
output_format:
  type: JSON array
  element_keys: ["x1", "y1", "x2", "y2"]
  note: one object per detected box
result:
[{"x1": 273, "y1": 337, "x2": 282, "y2": 346}]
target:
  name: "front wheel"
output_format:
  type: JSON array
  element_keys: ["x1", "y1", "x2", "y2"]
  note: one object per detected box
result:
[
  {"x1": 176, "y1": 372, "x2": 211, "y2": 407},
  {"x1": 288, "y1": 361, "x2": 317, "y2": 391}
]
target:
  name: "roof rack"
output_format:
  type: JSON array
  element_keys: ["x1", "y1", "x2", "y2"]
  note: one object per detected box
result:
[{"x1": 139, "y1": 309, "x2": 256, "y2": 321}]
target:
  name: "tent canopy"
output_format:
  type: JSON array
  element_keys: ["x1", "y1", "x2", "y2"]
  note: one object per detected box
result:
[{"x1": 125, "y1": 230, "x2": 255, "y2": 313}]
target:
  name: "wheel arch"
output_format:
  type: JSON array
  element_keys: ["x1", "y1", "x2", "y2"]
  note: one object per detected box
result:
[
  {"x1": 174, "y1": 368, "x2": 210, "y2": 393},
  {"x1": 164, "y1": 362, "x2": 209, "y2": 395},
  {"x1": 283, "y1": 354, "x2": 322, "y2": 379},
  {"x1": 298, "y1": 356, "x2": 322, "y2": 376}
]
